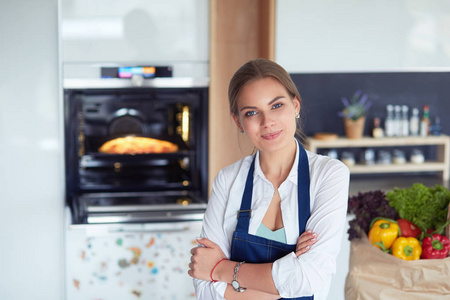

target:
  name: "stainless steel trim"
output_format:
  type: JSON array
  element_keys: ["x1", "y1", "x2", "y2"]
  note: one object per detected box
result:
[
  {"x1": 64, "y1": 77, "x2": 209, "y2": 89},
  {"x1": 87, "y1": 203, "x2": 207, "y2": 213},
  {"x1": 87, "y1": 211, "x2": 205, "y2": 224},
  {"x1": 67, "y1": 220, "x2": 202, "y2": 234}
]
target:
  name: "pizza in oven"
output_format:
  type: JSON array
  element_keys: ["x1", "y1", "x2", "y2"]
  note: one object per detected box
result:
[{"x1": 98, "y1": 136, "x2": 178, "y2": 154}]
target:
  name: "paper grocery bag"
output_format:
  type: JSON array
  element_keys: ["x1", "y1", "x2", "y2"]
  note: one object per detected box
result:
[{"x1": 345, "y1": 233, "x2": 450, "y2": 300}]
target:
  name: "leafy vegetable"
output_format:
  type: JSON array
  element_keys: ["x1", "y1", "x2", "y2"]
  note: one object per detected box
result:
[
  {"x1": 347, "y1": 190, "x2": 399, "y2": 241},
  {"x1": 386, "y1": 183, "x2": 450, "y2": 234}
]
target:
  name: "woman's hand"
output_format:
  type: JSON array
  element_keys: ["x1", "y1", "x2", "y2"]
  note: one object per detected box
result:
[
  {"x1": 295, "y1": 230, "x2": 318, "y2": 257},
  {"x1": 188, "y1": 238, "x2": 226, "y2": 281}
]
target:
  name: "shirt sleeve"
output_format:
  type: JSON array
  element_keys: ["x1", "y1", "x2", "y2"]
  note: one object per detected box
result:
[
  {"x1": 193, "y1": 169, "x2": 231, "y2": 300},
  {"x1": 272, "y1": 159, "x2": 350, "y2": 298}
]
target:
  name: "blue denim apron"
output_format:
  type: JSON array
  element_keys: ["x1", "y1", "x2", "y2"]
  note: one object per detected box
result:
[{"x1": 230, "y1": 145, "x2": 313, "y2": 300}]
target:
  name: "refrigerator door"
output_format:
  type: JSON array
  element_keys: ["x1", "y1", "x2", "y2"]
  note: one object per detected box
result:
[{"x1": 65, "y1": 221, "x2": 202, "y2": 299}]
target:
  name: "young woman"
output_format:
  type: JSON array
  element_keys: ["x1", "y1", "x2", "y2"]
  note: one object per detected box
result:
[{"x1": 188, "y1": 59, "x2": 349, "y2": 300}]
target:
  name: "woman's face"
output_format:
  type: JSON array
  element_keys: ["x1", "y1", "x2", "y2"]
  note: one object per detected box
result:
[{"x1": 232, "y1": 77, "x2": 300, "y2": 153}]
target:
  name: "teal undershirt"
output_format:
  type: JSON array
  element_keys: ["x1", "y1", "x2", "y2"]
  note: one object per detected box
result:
[{"x1": 255, "y1": 223, "x2": 287, "y2": 244}]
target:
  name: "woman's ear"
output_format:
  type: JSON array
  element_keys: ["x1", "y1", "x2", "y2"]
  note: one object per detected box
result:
[
  {"x1": 232, "y1": 113, "x2": 243, "y2": 132},
  {"x1": 293, "y1": 97, "x2": 301, "y2": 115}
]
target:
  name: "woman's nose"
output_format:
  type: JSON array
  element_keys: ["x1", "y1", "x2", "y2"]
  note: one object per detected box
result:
[{"x1": 261, "y1": 114, "x2": 275, "y2": 128}]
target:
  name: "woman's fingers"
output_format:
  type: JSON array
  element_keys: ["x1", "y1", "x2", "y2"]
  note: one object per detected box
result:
[
  {"x1": 295, "y1": 230, "x2": 318, "y2": 257},
  {"x1": 188, "y1": 238, "x2": 227, "y2": 280}
]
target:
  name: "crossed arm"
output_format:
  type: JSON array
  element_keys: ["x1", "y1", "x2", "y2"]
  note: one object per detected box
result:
[{"x1": 188, "y1": 230, "x2": 318, "y2": 299}]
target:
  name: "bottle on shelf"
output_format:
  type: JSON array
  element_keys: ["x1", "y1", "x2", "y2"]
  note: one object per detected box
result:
[
  {"x1": 420, "y1": 105, "x2": 430, "y2": 137},
  {"x1": 430, "y1": 116, "x2": 442, "y2": 136},
  {"x1": 401, "y1": 105, "x2": 409, "y2": 136},
  {"x1": 409, "y1": 108, "x2": 420, "y2": 136},
  {"x1": 372, "y1": 117, "x2": 384, "y2": 139},
  {"x1": 385, "y1": 105, "x2": 395, "y2": 137},
  {"x1": 394, "y1": 105, "x2": 402, "y2": 136}
]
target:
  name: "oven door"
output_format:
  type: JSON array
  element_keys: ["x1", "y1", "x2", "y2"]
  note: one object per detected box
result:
[{"x1": 64, "y1": 85, "x2": 208, "y2": 225}]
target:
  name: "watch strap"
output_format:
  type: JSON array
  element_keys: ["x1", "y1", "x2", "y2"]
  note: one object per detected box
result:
[{"x1": 232, "y1": 261, "x2": 246, "y2": 292}]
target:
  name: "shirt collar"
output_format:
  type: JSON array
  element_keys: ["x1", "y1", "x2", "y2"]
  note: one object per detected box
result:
[{"x1": 253, "y1": 139, "x2": 300, "y2": 186}]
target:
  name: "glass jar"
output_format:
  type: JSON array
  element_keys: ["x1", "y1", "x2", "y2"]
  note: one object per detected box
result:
[
  {"x1": 362, "y1": 148, "x2": 375, "y2": 165},
  {"x1": 377, "y1": 150, "x2": 392, "y2": 165},
  {"x1": 341, "y1": 151, "x2": 355, "y2": 167},
  {"x1": 325, "y1": 149, "x2": 338, "y2": 160},
  {"x1": 410, "y1": 149, "x2": 425, "y2": 164},
  {"x1": 392, "y1": 149, "x2": 406, "y2": 165}
]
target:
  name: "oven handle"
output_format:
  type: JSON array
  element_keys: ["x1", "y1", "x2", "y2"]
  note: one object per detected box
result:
[
  {"x1": 86, "y1": 210, "x2": 205, "y2": 225},
  {"x1": 107, "y1": 225, "x2": 191, "y2": 233},
  {"x1": 68, "y1": 220, "x2": 203, "y2": 236}
]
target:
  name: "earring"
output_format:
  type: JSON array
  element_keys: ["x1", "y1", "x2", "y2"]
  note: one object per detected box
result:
[
  {"x1": 295, "y1": 113, "x2": 300, "y2": 119},
  {"x1": 240, "y1": 130, "x2": 244, "y2": 134}
]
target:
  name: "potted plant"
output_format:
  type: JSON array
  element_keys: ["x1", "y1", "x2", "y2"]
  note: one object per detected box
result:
[{"x1": 338, "y1": 90, "x2": 371, "y2": 139}]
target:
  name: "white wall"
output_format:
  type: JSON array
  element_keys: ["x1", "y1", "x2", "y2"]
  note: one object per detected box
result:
[
  {"x1": 275, "y1": 2, "x2": 450, "y2": 299},
  {"x1": 0, "y1": 1, "x2": 64, "y2": 299},
  {"x1": 276, "y1": 0, "x2": 450, "y2": 73}
]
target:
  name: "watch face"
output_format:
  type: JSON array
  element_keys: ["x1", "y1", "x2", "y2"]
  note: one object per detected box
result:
[{"x1": 232, "y1": 280, "x2": 239, "y2": 289}]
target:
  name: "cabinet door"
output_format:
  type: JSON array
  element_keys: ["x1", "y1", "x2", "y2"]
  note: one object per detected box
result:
[
  {"x1": 66, "y1": 221, "x2": 202, "y2": 299},
  {"x1": 60, "y1": 0, "x2": 209, "y2": 63}
]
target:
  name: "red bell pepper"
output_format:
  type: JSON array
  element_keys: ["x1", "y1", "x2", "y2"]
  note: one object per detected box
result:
[
  {"x1": 397, "y1": 219, "x2": 421, "y2": 238},
  {"x1": 421, "y1": 233, "x2": 450, "y2": 259}
]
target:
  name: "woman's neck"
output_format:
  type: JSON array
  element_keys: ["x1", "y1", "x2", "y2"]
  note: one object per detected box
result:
[{"x1": 259, "y1": 139, "x2": 297, "y2": 187}]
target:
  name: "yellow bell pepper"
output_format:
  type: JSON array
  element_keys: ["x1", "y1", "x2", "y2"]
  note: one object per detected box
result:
[
  {"x1": 391, "y1": 237, "x2": 422, "y2": 260},
  {"x1": 368, "y1": 217, "x2": 400, "y2": 252}
]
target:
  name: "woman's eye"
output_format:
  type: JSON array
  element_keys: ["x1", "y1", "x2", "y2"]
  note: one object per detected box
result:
[
  {"x1": 272, "y1": 103, "x2": 283, "y2": 109},
  {"x1": 244, "y1": 111, "x2": 257, "y2": 117}
]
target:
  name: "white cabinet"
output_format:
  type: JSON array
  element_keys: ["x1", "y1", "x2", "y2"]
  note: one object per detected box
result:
[
  {"x1": 306, "y1": 135, "x2": 450, "y2": 180},
  {"x1": 65, "y1": 220, "x2": 202, "y2": 300}
]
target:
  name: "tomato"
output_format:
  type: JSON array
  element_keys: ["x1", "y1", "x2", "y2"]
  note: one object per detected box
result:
[{"x1": 397, "y1": 219, "x2": 421, "y2": 238}]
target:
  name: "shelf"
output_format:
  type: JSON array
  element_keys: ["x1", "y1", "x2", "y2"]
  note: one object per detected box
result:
[
  {"x1": 306, "y1": 135, "x2": 450, "y2": 150},
  {"x1": 348, "y1": 162, "x2": 446, "y2": 174},
  {"x1": 305, "y1": 135, "x2": 450, "y2": 180}
]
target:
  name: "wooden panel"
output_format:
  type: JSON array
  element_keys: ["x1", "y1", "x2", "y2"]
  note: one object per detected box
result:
[{"x1": 209, "y1": 0, "x2": 275, "y2": 191}]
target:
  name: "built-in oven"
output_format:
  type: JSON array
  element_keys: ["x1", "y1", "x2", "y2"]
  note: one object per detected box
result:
[{"x1": 64, "y1": 75, "x2": 208, "y2": 225}]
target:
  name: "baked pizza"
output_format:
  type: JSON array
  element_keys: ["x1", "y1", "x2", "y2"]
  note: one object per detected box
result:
[{"x1": 98, "y1": 136, "x2": 178, "y2": 154}]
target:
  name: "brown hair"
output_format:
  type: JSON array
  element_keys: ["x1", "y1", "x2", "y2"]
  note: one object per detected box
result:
[
  {"x1": 228, "y1": 58, "x2": 301, "y2": 115},
  {"x1": 228, "y1": 58, "x2": 304, "y2": 140}
]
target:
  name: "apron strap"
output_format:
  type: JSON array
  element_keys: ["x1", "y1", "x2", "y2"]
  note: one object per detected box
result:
[
  {"x1": 297, "y1": 145, "x2": 310, "y2": 234},
  {"x1": 235, "y1": 142, "x2": 310, "y2": 234},
  {"x1": 235, "y1": 158, "x2": 255, "y2": 233}
]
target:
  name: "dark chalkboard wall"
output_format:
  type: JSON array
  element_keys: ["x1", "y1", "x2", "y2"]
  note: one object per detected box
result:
[{"x1": 290, "y1": 72, "x2": 450, "y2": 137}]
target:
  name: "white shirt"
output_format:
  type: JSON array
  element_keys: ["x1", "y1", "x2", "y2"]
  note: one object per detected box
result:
[{"x1": 194, "y1": 143, "x2": 349, "y2": 299}]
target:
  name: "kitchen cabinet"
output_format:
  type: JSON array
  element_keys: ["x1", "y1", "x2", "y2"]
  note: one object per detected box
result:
[
  {"x1": 305, "y1": 135, "x2": 450, "y2": 180},
  {"x1": 65, "y1": 218, "x2": 202, "y2": 300}
]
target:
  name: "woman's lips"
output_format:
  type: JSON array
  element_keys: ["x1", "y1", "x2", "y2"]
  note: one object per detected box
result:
[{"x1": 262, "y1": 130, "x2": 281, "y2": 140}]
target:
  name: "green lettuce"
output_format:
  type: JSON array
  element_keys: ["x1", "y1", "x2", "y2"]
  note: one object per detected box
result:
[{"x1": 386, "y1": 183, "x2": 450, "y2": 234}]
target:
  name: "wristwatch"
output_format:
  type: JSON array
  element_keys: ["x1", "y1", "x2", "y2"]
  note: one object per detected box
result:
[{"x1": 231, "y1": 261, "x2": 246, "y2": 292}]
